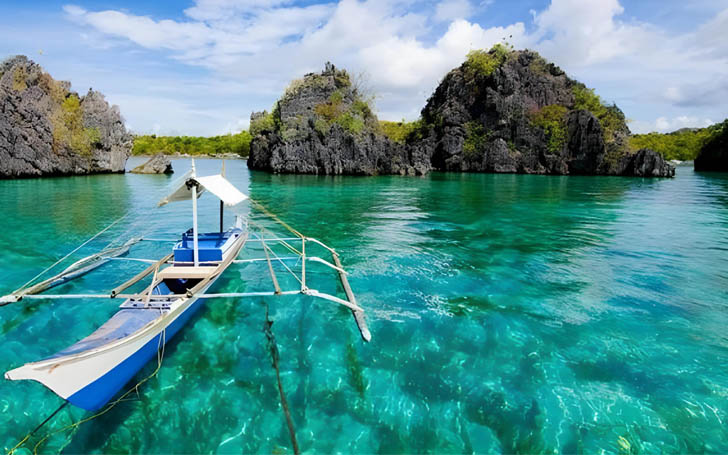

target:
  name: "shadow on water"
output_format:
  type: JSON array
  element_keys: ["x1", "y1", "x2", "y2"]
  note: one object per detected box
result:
[{"x1": 693, "y1": 171, "x2": 728, "y2": 208}]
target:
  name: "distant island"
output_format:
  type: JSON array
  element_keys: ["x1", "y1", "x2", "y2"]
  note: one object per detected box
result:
[
  {"x1": 132, "y1": 132, "x2": 251, "y2": 158},
  {"x1": 631, "y1": 121, "x2": 727, "y2": 163},
  {"x1": 1, "y1": 50, "x2": 726, "y2": 178}
]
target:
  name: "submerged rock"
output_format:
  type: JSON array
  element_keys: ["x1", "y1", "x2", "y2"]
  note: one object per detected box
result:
[
  {"x1": 0, "y1": 55, "x2": 132, "y2": 178},
  {"x1": 130, "y1": 153, "x2": 173, "y2": 174},
  {"x1": 694, "y1": 120, "x2": 728, "y2": 172}
]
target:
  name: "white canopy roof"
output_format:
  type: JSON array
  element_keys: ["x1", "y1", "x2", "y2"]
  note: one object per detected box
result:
[{"x1": 158, "y1": 171, "x2": 248, "y2": 207}]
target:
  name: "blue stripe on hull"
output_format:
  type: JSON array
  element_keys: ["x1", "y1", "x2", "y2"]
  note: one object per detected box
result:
[{"x1": 67, "y1": 297, "x2": 207, "y2": 411}]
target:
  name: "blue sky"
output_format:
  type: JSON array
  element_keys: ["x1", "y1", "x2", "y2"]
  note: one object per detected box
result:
[{"x1": 1, "y1": 0, "x2": 726, "y2": 136}]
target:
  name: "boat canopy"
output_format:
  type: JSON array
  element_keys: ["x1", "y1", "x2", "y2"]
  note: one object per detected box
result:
[{"x1": 158, "y1": 171, "x2": 248, "y2": 207}]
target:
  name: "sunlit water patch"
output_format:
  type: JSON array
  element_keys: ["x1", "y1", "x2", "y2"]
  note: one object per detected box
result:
[{"x1": 1, "y1": 159, "x2": 727, "y2": 453}]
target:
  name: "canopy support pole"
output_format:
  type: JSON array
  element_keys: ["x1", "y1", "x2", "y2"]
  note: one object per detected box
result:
[
  {"x1": 191, "y1": 183, "x2": 200, "y2": 268},
  {"x1": 220, "y1": 159, "x2": 225, "y2": 233},
  {"x1": 219, "y1": 201, "x2": 223, "y2": 233}
]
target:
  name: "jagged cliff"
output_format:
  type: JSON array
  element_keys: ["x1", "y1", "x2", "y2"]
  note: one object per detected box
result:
[
  {"x1": 249, "y1": 47, "x2": 674, "y2": 177},
  {"x1": 0, "y1": 56, "x2": 132, "y2": 178},
  {"x1": 247, "y1": 63, "x2": 428, "y2": 175},
  {"x1": 411, "y1": 47, "x2": 673, "y2": 177}
]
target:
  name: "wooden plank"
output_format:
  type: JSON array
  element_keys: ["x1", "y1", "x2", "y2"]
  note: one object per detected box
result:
[
  {"x1": 157, "y1": 266, "x2": 219, "y2": 279},
  {"x1": 331, "y1": 253, "x2": 371, "y2": 342},
  {"x1": 110, "y1": 253, "x2": 173, "y2": 297}
]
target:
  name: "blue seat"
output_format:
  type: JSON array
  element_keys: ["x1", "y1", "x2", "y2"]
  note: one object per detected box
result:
[{"x1": 173, "y1": 229, "x2": 231, "y2": 264}]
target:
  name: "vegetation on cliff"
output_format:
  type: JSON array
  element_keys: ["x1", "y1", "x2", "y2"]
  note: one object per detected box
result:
[
  {"x1": 248, "y1": 63, "x2": 425, "y2": 175},
  {"x1": 1, "y1": 55, "x2": 131, "y2": 177},
  {"x1": 250, "y1": 111, "x2": 276, "y2": 137},
  {"x1": 250, "y1": 64, "x2": 378, "y2": 141},
  {"x1": 7, "y1": 59, "x2": 101, "y2": 158},
  {"x1": 572, "y1": 84, "x2": 625, "y2": 144},
  {"x1": 528, "y1": 105, "x2": 568, "y2": 154},
  {"x1": 132, "y1": 131, "x2": 252, "y2": 157},
  {"x1": 248, "y1": 49, "x2": 673, "y2": 177},
  {"x1": 694, "y1": 119, "x2": 728, "y2": 171},
  {"x1": 379, "y1": 120, "x2": 421, "y2": 143},
  {"x1": 51, "y1": 95, "x2": 100, "y2": 157},
  {"x1": 464, "y1": 43, "x2": 511, "y2": 79}
]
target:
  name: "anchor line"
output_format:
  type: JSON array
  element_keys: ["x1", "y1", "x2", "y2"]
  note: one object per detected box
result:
[
  {"x1": 27, "y1": 328, "x2": 168, "y2": 454},
  {"x1": 264, "y1": 303, "x2": 300, "y2": 455},
  {"x1": 7, "y1": 401, "x2": 69, "y2": 455}
]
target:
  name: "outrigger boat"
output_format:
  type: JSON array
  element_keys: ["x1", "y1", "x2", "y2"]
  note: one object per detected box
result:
[{"x1": 1, "y1": 162, "x2": 370, "y2": 412}]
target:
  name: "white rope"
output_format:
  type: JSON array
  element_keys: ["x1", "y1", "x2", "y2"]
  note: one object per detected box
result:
[
  {"x1": 251, "y1": 231, "x2": 303, "y2": 286},
  {"x1": 248, "y1": 220, "x2": 302, "y2": 256},
  {"x1": 16, "y1": 213, "x2": 129, "y2": 293}
]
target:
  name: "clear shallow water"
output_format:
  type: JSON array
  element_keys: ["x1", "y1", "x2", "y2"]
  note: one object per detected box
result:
[{"x1": 1, "y1": 159, "x2": 727, "y2": 454}]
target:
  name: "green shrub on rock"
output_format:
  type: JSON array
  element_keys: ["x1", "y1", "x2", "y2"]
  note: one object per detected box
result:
[
  {"x1": 12, "y1": 66, "x2": 27, "y2": 92},
  {"x1": 572, "y1": 84, "x2": 624, "y2": 143},
  {"x1": 314, "y1": 118, "x2": 331, "y2": 136},
  {"x1": 464, "y1": 43, "x2": 511, "y2": 78},
  {"x1": 463, "y1": 121, "x2": 488, "y2": 156},
  {"x1": 250, "y1": 111, "x2": 275, "y2": 136},
  {"x1": 312, "y1": 88, "x2": 374, "y2": 136},
  {"x1": 379, "y1": 120, "x2": 420, "y2": 143},
  {"x1": 335, "y1": 112, "x2": 365, "y2": 134},
  {"x1": 50, "y1": 95, "x2": 98, "y2": 156},
  {"x1": 529, "y1": 105, "x2": 568, "y2": 154}
]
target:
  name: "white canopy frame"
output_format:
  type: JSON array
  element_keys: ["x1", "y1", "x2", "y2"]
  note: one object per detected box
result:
[{"x1": 157, "y1": 160, "x2": 249, "y2": 267}]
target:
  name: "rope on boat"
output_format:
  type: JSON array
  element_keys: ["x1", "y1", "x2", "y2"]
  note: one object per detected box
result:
[
  {"x1": 15, "y1": 213, "x2": 130, "y2": 294},
  {"x1": 20, "y1": 329, "x2": 168, "y2": 454},
  {"x1": 249, "y1": 219, "x2": 302, "y2": 256},
  {"x1": 251, "y1": 231, "x2": 303, "y2": 286},
  {"x1": 263, "y1": 303, "x2": 300, "y2": 455},
  {"x1": 248, "y1": 198, "x2": 303, "y2": 239}
]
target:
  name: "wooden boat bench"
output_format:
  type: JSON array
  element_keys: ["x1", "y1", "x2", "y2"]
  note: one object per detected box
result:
[{"x1": 157, "y1": 266, "x2": 218, "y2": 280}]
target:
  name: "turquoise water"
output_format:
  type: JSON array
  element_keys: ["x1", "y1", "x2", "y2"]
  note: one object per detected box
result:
[{"x1": 1, "y1": 159, "x2": 727, "y2": 454}]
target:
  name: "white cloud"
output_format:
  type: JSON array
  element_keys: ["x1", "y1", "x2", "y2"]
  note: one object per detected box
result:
[
  {"x1": 62, "y1": 4, "x2": 86, "y2": 16},
  {"x1": 631, "y1": 116, "x2": 715, "y2": 134},
  {"x1": 184, "y1": 0, "x2": 295, "y2": 21},
  {"x1": 59, "y1": 0, "x2": 728, "y2": 135},
  {"x1": 434, "y1": 0, "x2": 473, "y2": 22}
]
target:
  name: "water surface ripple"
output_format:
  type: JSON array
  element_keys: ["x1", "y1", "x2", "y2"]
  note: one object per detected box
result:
[{"x1": 1, "y1": 159, "x2": 727, "y2": 453}]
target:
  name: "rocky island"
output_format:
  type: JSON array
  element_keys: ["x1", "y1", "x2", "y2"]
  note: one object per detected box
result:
[
  {"x1": 247, "y1": 62, "x2": 422, "y2": 175},
  {"x1": 248, "y1": 46, "x2": 674, "y2": 177},
  {"x1": 0, "y1": 56, "x2": 131, "y2": 178},
  {"x1": 694, "y1": 120, "x2": 727, "y2": 172}
]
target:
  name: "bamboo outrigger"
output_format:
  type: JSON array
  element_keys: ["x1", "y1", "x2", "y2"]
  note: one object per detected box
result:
[{"x1": 1, "y1": 161, "x2": 370, "y2": 413}]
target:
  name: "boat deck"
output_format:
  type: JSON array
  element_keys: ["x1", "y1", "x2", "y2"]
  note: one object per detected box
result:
[{"x1": 48, "y1": 309, "x2": 161, "y2": 360}]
